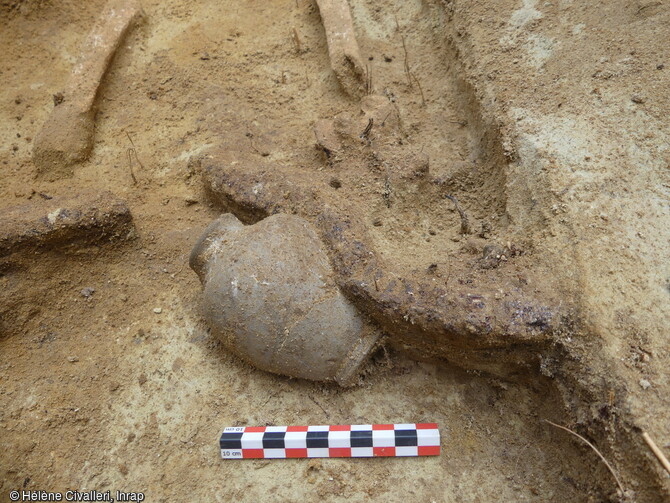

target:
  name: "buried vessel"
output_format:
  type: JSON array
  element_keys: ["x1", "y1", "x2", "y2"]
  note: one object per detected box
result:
[{"x1": 189, "y1": 213, "x2": 379, "y2": 385}]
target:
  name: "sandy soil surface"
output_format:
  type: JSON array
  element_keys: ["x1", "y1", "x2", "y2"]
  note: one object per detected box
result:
[{"x1": 1, "y1": 0, "x2": 668, "y2": 502}]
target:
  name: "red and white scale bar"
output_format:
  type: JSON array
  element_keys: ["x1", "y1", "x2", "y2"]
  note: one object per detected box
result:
[{"x1": 219, "y1": 423, "x2": 440, "y2": 459}]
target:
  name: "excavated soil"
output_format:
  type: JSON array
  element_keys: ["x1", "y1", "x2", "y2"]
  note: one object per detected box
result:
[{"x1": 1, "y1": 0, "x2": 668, "y2": 502}]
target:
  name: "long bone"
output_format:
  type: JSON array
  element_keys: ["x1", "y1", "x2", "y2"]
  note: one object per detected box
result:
[
  {"x1": 33, "y1": 0, "x2": 142, "y2": 180},
  {"x1": 315, "y1": 0, "x2": 366, "y2": 96}
]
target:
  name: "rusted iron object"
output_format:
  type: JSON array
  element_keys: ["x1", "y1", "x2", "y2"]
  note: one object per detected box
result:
[
  {"x1": 0, "y1": 191, "x2": 134, "y2": 257},
  {"x1": 197, "y1": 158, "x2": 574, "y2": 376}
]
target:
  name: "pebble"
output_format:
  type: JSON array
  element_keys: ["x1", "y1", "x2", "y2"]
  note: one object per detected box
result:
[
  {"x1": 80, "y1": 287, "x2": 95, "y2": 298},
  {"x1": 153, "y1": 307, "x2": 162, "y2": 314},
  {"x1": 639, "y1": 379, "x2": 651, "y2": 390},
  {"x1": 67, "y1": 356, "x2": 79, "y2": 363}
]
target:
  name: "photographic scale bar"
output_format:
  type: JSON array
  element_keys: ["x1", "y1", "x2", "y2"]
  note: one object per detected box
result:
[{"x1": 219, "y1": 423, "x2": 440, "y2": 459}]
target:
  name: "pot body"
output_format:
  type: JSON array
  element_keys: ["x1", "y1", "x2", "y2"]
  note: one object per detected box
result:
[{"x1": 190, "y1": 213, "x2": 378, "y2": 385}]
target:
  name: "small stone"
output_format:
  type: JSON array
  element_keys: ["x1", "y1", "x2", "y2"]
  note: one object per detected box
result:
[
  {"x1": 639, "y1": 379, "x2": 651, "y2": 390},
  {"x1": 52, "y1": 92, "x2": 64, "y2": 106},
  {"x1": 153, "y1": 307, "x2": 162, "y2": 314},
  {"x1": 120, "y1": 294, "x2": 128, "y2": 302},
  {"x1": 631, "y1": 94, "x2": 645, "y2": 104},
  {"x1": 80, "y1": 287, "x2": 95, "y2": 298},
  {"x1": 481, "y1": 244, "x2": 506, "y2": 269},
  {"x1": 67, "y1": 356, "x2": 79, "y2": 363},
  {"x1": 479, "y1": 221, "x2": 492, "y2": 239}
]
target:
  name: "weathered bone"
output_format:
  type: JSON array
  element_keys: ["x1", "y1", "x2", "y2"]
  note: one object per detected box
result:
[
  {"x1": 33, "y1": 0, "x2": 142, "y2": 180},
  {"x1": 315, "y1": 0, "x2": 366, "y2": 96}
]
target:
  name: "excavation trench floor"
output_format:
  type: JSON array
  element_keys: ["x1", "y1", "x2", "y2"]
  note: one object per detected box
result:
[{"x1": 0, "y1": 0, "x2": 618, "y2": 501}]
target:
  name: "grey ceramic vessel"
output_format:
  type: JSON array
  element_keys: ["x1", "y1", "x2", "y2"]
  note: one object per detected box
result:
[{"x1": 190, "y1": 213, "x2": 379, "y2": 385}]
